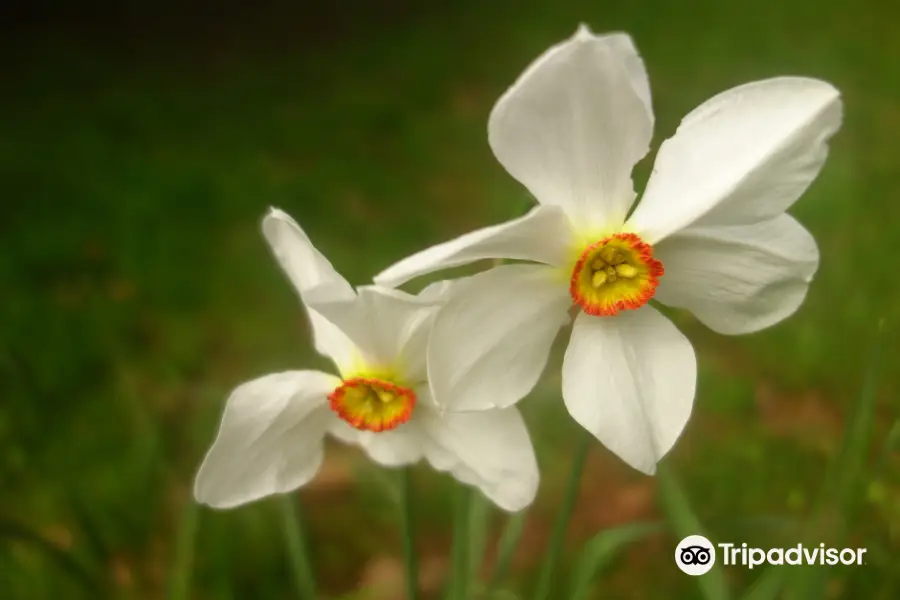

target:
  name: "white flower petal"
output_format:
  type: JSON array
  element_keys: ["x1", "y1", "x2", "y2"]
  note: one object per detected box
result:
[
  {"x1": 421, "y1": 404, "x2": 539, "y2": 512},
  {"x1": 373, "y1": 205, "x2": 573, "y2": 289},
  {"x1": 488, "y1": 25, "x2": 653, "y2": 228},
  {"x1": 416, "y1": 279, "x2": 457, "y2": 302},
  {"x1": 600, "y1": 31, "x2": 653, "y2": 126},
  {"x1": 261, "y1": 208, "x2": 355, "y2": 301},
  {"x1": 327, "y1": 418, "x2": 360, "y2": 444},
  {"x1": 562, "y1": 307, "x2": 696, "y2": 474},
  {"x1": 654, "y1": 213, "x2": 819, "y2": 335},
  {"x1": 306, "y1": 310, "x2": 360, "y2": 374},
  {"x1": 352, "y1": 423, "x2": 425, "y2": 467},
  {"x1": 261, "y1": 208, "x2": 358, "y2": 369},
  {"x1": 389, "y1": 280, "x2": 460, "y2": 380},
  {"x1": 306, "y1": 285, "x2": 441, "y2": 379},
  {"x1": 627, "y1": 77, "x2": 842, "y2": 243},
  {"x1": 194, "y1": 370, "x2": 340, "y2": 508},
  {"x1": 427, "y1": 264, "x2": 571, "y2": 411}
]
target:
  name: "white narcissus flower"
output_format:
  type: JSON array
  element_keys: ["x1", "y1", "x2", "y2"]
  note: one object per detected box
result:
[
  {"x1": 374, "y1": 26, "x2": 842, "y2": 474},
  {"x1": 193, "y1": 209, "x2": 539, "y2": 512}
]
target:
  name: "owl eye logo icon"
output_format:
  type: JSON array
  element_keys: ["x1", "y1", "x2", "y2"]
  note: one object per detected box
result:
[
  {"x1": 681, "y1": 545, "x2": 712, "y2": 565},
  {"x1": 675, "y1": 535, "x2": 716, "y2": 575}
]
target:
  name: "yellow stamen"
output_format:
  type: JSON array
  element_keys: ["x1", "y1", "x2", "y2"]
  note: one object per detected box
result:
[
  {"x1": 600, "y1": 246, "x2": 620, "y2": 264},
  {"x1": 592, "y1": 270, "x2": 607, "y2": 288},
  {"x1": 615, "y1": 263, "x2": 638, "y2": 278}
]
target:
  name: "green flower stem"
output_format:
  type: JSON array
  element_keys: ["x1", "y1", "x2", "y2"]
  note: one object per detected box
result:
[
  {"x1": 533, "y1": 431, "x2": 591, "y2": 600},
  {"x1": 486, "y1": 509, "x2": 527, "y2": 592},
  {"x1": 467, "y1": 491, "x2": 491, "y2": 585},
  {"x1": 169, "y1": 498, "x2": 199, "y2": 600},
  {"x1": 446, "y1": 485, "x2": 472, "y2": 600},
  {"x1": 399, "y1": 468, "x2": 420, "y2": 600},
  {"x1": 279, "y1": 496, "x2": 317, "y2": 600}
]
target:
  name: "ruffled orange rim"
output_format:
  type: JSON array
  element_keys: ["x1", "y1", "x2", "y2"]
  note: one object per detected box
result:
[
  {"x1": 569, "y1": 232, "x2": 664, "y2": 316},
  {"x1": 327, "y1": 377, "x2": 417, "y2": 432}
]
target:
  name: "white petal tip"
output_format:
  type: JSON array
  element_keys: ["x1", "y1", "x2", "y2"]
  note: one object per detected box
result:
[
  {"x1": 192, "y1": 490, "x2": 223, "y2": 509},
  {"x1": 192, "y1": 479, "x2": 233, "y2": 510},
  {"x1": 371, "y1": 273, "x2": 396, "y2": 289},
  {"x1": 574, "y1": 23, "x2": 595, "y2": 39},
  {"x1": 497, "y1": 501, "x2": 530, "y2": 513},
  {"x1": 261, "y1": 207, "x2": 293, "y2": 232},
  {"x1": 618, "y1": 460, "x2": 658, "y2": 476}
]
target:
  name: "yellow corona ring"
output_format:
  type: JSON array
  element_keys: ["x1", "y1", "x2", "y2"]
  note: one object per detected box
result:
[
  {"x1": 328, "y1": 377, "x2": 416, "y2": 432},
  {"x1": 569, "y1": 232, "x2": 664, "y2": 316}
]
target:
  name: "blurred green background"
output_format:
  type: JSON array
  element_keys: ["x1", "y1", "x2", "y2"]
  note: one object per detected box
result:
[{"x1": 2, "y1": 0, "x2": 898, "y2": 598}]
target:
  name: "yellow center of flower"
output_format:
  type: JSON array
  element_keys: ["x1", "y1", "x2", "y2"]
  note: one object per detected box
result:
[
  {"x1": 569, "y1": 232, "x2": 664, "y2": 316},
  {"x1": 327, "y1": 377, "x2": 416, "y2": 432}
]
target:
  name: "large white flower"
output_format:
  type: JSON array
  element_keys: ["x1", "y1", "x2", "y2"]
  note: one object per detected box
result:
[
  {"x1": 374, "y1": 26, "x2": 842, "y2": 474},
  {"x1": 194, "y1": 209, "x2": 539, "y2": 512}
]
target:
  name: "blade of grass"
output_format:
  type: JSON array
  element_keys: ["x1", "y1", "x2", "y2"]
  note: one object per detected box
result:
[
  {"x1": 740, "y1": 567, "x2": 788, "y2": 600},
  {"x1": 788, "y1": 320, "x2": 884, "y2": 600},
  {"x1": 68, "y1": 493, "x2": 112, "y2": 570},
  {"x1": 445, "y1": 485, "x2": 472, "y2": 600},
  {"x1": 874, "y1": 418, "x2": 900, "y2": 475},
  {"x1": 657, "y1": 467, "x2": 730, "y2": 600},
  {"x1": 532, "y1": 430, "x2": 591, "y2": 600},
  {"x1": 353, "y1": 461, "x2": 401, "y2": 507},
  {"x1": 708, "y1": 515, "x2": 801, "y2": 537},
  {"x1": 487, "y1": 509, "x2": 528, "y2": 592},
  {"x1": 398, "y1": 468, "x2": 420, "y2": 600},
  {"x1": 567, "y1": 521, "x2": 662, "y2": 600},
  {"x1": 168, "y1": 498, "x2": 199, "y2": 600},
  {"x1": 279, "y1": 496, "x2": 317, "y2": 600},
  {"x1": 828, "y1": 320, "x2": 883, "y2": 501},
  {"x1": 0, "y1": 515, "x2": 105, "y2": 595}
]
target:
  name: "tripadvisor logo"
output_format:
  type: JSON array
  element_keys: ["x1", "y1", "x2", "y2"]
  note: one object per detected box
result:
[
  {"x1": 719, "y1": 543, "x2": 867, "y2": 570},
  {"x1": 675, "y1": 536, "x2": 868, "y2": 575}
]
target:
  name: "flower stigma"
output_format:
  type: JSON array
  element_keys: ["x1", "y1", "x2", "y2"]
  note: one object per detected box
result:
[
  {"x1": 328, "y1": 377, "x2": 417, "y2": 432},
  {"x1": 569, "y1": 232, "x2": 664, "y2": 316}
]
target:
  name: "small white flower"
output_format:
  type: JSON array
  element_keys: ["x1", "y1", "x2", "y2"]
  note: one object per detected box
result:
[
  {"x1": 194, "y1": 209, "x2": 539, "y2": 512},
  {"x1": 373, "y1": 26, "x2": 842, "y2": 474}
]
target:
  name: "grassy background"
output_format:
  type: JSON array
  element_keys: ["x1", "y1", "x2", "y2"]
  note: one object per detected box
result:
[{"x1": 1, "y1": 0, "x2": 898, "y2": 598}]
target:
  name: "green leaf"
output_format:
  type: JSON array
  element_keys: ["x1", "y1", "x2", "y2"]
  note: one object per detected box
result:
[
  {"x1": 567, "y1": 521, "x2": 662, "y2": 600},
  {"x1": 658, "y1": 467, "x2": 731, "y2": 600}
]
